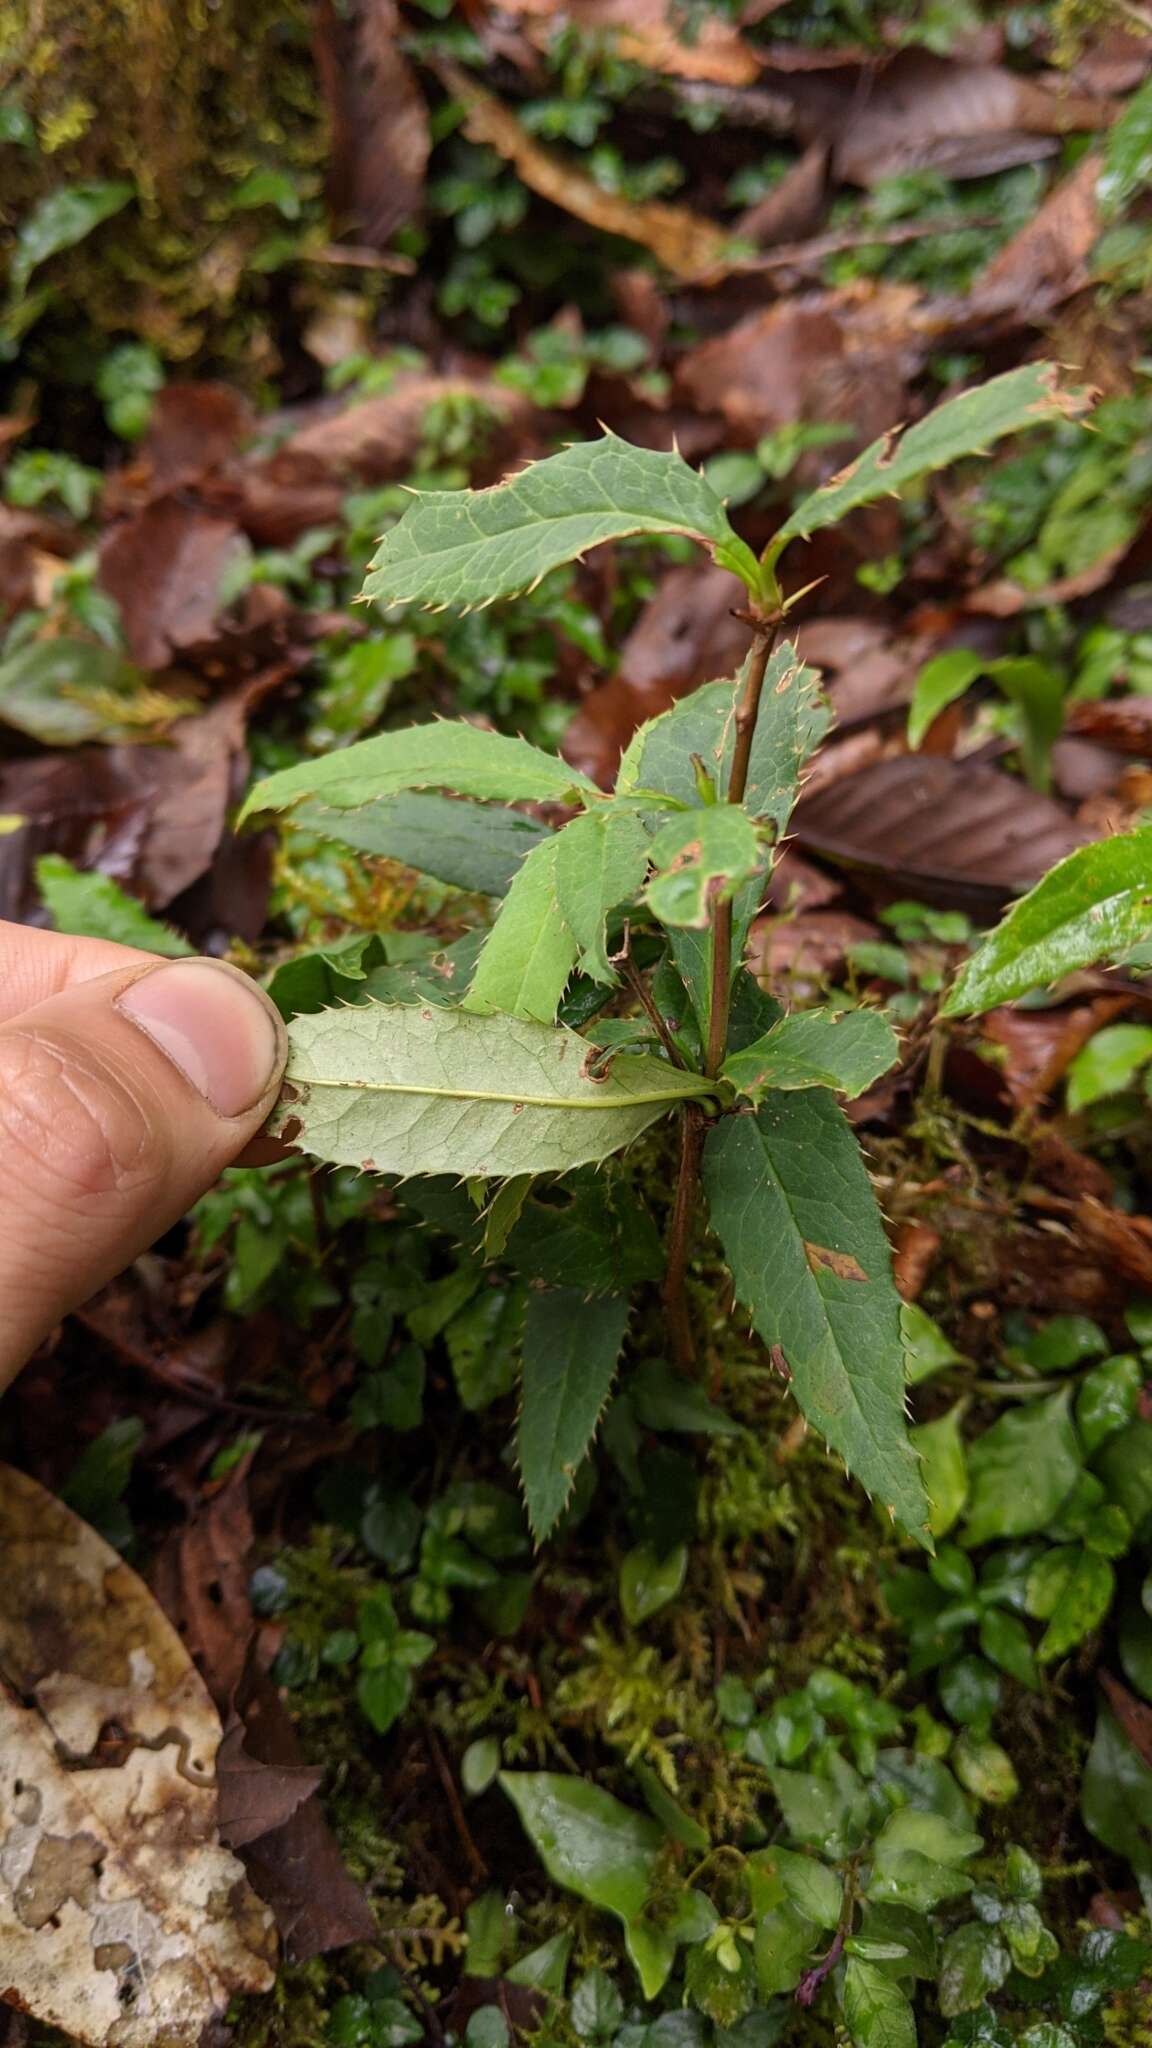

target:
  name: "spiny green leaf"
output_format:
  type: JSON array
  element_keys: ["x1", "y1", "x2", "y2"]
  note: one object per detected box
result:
[
  {"x1": 463, "y1": 836, "x2": 579, "y2": 1023},
  {"x1": 943, "y1": 829, "x2": 1152, "y2": 1015},
  {"x1": 520, "y1": 1289, "x2": 630, "y2": 1540},
  {"x1": 772, "y1": 363, "x2": 1090, "y2": 553},
  {"x1": 703, "y1": 1090, "x2": 929, "y2": 1540},
  {"x1": 646, "y1": 806, "x2": 761, "y2": 929},
  {"x1": 617, "y1": 641, "x2": 828, "y2": 835},
  {"x1": 275, "y1": 1003, "x2": 713, "y2": 1178},
  {"x1": 552, "y1": 807, "x2": 651, "y2": 981},
  {"x1": 361, "y1": 432, "x2": 763, "y2": 612},
  {"x1": 292, "y1": 791, "x2": 549, "y2": 897},
  {"x1": 722, "y1": 1007, "x2": 899, "y2": 1102},
  {"x1": 239, "y1": 720, "x2": 596, "y2": 824},
  {"x1": 36, "y1": 857, "x2": 191, "y2": 957}
]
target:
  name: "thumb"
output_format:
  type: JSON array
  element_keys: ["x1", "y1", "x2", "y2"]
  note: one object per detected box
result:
[{"x1": 0, "y1": 956, "x2": 287, "y2": 1389}]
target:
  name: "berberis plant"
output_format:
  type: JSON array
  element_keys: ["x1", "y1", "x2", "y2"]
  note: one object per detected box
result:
[{"x1": 242, "y1": 363, "x2": 1088, "y2": 1550}]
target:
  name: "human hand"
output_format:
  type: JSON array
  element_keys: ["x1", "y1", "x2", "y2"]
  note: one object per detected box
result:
[{"x1": 0, "y1": 922, "x2": 287, "y2": 1391}]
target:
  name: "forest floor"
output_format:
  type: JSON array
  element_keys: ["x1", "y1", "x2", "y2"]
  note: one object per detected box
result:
[{"x1": 4, "y1": 5, "x2": 1152, "y2": 2047}]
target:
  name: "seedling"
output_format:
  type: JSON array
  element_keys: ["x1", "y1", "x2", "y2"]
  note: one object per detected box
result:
[{"x1": 242, "y1": 362, "x2": 1088, "y2": 1548}]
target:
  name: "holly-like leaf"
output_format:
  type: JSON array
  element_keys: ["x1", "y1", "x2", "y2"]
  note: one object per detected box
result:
[
  {"x1": 943, "y1": 829, "x2": 1152, "y2": 1016},
  {"x1": 772, "y1": 363, "x2": 1090, "y2": 554},
  {"x1": 552, "y1": 807, "x2": 651, "y2": 981},
  {"x1": 36, "y1": 856, "x2": 192, "y2": 957},
  {"x1": 702, "y1": 1089, "x2": 929, "y2": 1539},
  {"x1": 463, "y1": 837, "x2": 578, "y2": 1023},
  {"x1": 239, "y1": 720, "x2": 596, "y2": 824},
  {"x1": 617, "y1": 641, "x2": 828, "y2": 835},
  {"x1": 292, "y1": 792, "x2": 549, "y2": 897},
  {"x1": 646, "y1": 806, "x2": 761, "y2": 928},
  {"x1": 722, "y1": 1007, "x2": 899, "y2": 1102},
  {"x1": 519, "y1": 1287, "x2": 630, "y2": 1540},
  {"x1": 361, "y1": 432, "x2": 764, "y2": 611},
  {"x1": 275, "y1": 1004, "x2": 712, "y2": 1178}
]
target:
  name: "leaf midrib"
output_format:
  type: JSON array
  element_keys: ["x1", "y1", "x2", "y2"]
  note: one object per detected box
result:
[{"x1": 296, "y1": 1075, "x2": 712, "y2": 1110}]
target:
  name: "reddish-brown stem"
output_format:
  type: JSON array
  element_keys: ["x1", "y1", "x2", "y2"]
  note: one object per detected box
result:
[
  {"x1": 663, "y1": 1105, "x2": 706, "y2": 1373},
  {"x1": 703, "y1": 618, "x2": 780, "y2": 1081},
  {"x1": 623, "y1": 958, "x2": 686, "y2": 1069}
]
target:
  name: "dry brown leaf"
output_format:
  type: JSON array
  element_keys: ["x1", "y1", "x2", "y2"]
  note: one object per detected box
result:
[
  {"x1": 736, "y1": 140, "x2": 829, "y2": 246},
  {"x1": 283, "y1": 372, "x2": 535, "y2": 477},
  {"x1": 674, "y1": 282, "x2": 921, "y2": 444},
  {"x1": 791, "y1": 52, "x2": 1112, "y2": 186},
  {"x1": 317, "y1": 0, "x2": 431, "y2": 245},
  {"x1": 497, "y1": 0, "x2": 761, "y2": 86},
  {"x1": 791, "y1": 754, "x2": 1088, "y2": 913},
  {"x1": 970, "y1": 151, "x2": 1101, "y2": 317},
  {"x1": 0, "y1": 1464, "x2": 275, "y2": 2046},
  {"x1": 891, "y1": 1221, "x2": 940, "y2": 1302},
  {"x1": 98, "y1": 499, "x2": 247, "y2": 671},
  {"x1": 438, "y1": 60, "x2": 739, "y2": 280},
  {"x1": 149, "y1": 1463, "x2": 256, "y2": 1707}
]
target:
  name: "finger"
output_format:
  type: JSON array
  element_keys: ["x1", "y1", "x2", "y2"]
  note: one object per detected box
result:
[
  {"x1": 0, "y1": 956, "x2": 287, "y2": 1390},
  {"x1": 0, "y1": 920, "x2": 158, "y2": 1026}
]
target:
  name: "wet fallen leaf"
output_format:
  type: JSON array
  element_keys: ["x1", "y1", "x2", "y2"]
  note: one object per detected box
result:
[
  {"x1": 281, "y1": 372, "x2": 535, "y2": 481},
  {"x1": 736, "y1": 140, "x2": 829, "y2": 246},
  {"x1": 497, "y1": 0, "x2": 761, "y2": 85},
  {"x1": 437, "y1": 60, "x2": 740, "y2": 280},
  {"x1": 98, "y1": 499, "x2": 247, "y2": 670},
  {"x1": 1101, "y1": 1672, "x2": 1152, "y2": 1772},
  {"x1": 1071, "y1": 1198, "x2": 1152, "y2": 1290},
  {"x1": 891, "y1": 1221, "x2": 941, "y2": 1302},
  {"x1": 0, "y1": 1463, "x2": 275, "y2": 2046},
  {"x1": 1066, "y1": 695, "x2": 1152, "y2": 755},
  {"x1": 317, "y1": 0, "x2": 431, "y2": 246},
  {"x1": 674, "y1": 282, "x2": 920, "y2": 445},
  {"x1": 793, "y1": 52, "x2": 1112, "y2": 185},
  {"x1": 968, "y1": 152, "x2": 1101, "y2": 318},
  {"x1": 980, "y1": 996, "x2": 1133, "y2": 1108},
  {"x1": 791, "y1": 754, "x2": 1088, "y2": 913},
  {"x1": 562, "y1": 563, "x2": 750, "y2": 785},
  {"x1": 221, "y1": 1655, "x2": 376, "y2": 1960},
  {"x1": 150, "y1": 1463, "x2": 257, "y2": 1707},
  {"x1": 114, "y1": 383, "x2": 254, "y2": 505}
]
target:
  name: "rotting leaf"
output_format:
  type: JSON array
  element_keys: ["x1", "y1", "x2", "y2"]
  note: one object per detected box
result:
[
  {"x1": 791, "y1": 755, "x2": 1088, "y2": 915},
  {"x1": 0, "y1": 1464, "x2": 275, "y2": 2047},
  {"x1": 317, "y1": 0, "x2": 430, "y2": 247}
]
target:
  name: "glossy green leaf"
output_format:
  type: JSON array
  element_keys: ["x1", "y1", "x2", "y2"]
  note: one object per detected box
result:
[
  {"x1": 1093, "y1": 1420, "x2": 1152, "y2": 1536},
  {"x1": 911, "y1": 1403, "x2": 968, "y2": 1540},
  {"x1": 723, "y1": 1007, "x2": 899, "y2": 1103},
  {"x1": 1078, "y1": 1354, "x2": 1143, "y2": 1455},
  {"x1": 0, "y1": 637, "x2": 178, "y2": 746},
  {"x1": 553, "y1": 807, "x2": 651, "y2": 980},
  {"x1": 646, "y1": 806, "x2": 761, "y2": 929},
  {"x1": 1028, "y1": 1546, "x2": 1114, "y2": 1661},
  {"x1": 292, "y1": 792, "x2": 548, "y2": 897},
  {"x1": 773, "y1": 363, "x2": 1089, "y2": 551},
  {"x1": 1081, "y1": 1705, "x2": 1152, "y2": 1906},
  {"x1": 362, "y1": 432, "x2": 763, "y2": 610},
  {"x1": 499, "y1": 1771, "x2": 669, "y2": 1990},
  {"x1": 961, "y1": 1390, "x2": 1081, "y2": 1546},
  {"x1": 703, "y1": 1091, "x2": 929, "y2": 1540},
  {"x1": 842, "y1": 1956, "x2": 916, "y2": 2048},
  {"x1": 937, "y1": 1923, "x2": 1011, "y2": 2018},
  {"x1": 866, "y1": 1808, "x2": 982, "y2": 1913},
  {"x1": 753, "y1": 1902, "x2": 820, "y2": 1997},
  {"x1": 506, "y1": 1930, "x2": 573, "y2": 1992},
  {"x1": 9, "y1": 180, "x2": 134, "y2": 301},
  {"x1": 1099, "y1": 71, "x2": 1152, "y2": 216},
  {"x1": 951, "y1": 1732, "x2": 1020, "y2": 1805},
  {"x1": 942, "y1": 830, "x2": 1152, "y2": 1016},
  {"x1": 519, "y1": 1287, "x2": 629, "y2": 1540},
  {"x1": 902, "y1": 1302, "x2": 966, "y2": 1385},
  {"x1": 619, "y1": 1541, "x2": 687, "y2": 1624},
  {"x1": 463, "y1": 837, "x2": 578, "y2": 1023},
  {"x1": 277, "y1": 1004, "x2": 712, "y2": 1178},
  {"x1": 617, "y1": 641, "x2": 828, "y2": 836},
  {"x1": 907, "y1": 651, "x2": 984, "y2": 750},
  {"x1": 36, "y1": 857, "x2": 191, "y2": 957},
  {"x1": 1067, "y1": 1023, "x2": 1152, "y2": 1111},
  {"x1": 978, "y1": 1608, "x2": 1038, "y2": 1691},
  {"x1": 239, "y1": 720, "x2": 596, "y2": 824},
  {"x1": 770, "y1": 1850, "x2": 842, "y2": 1930}
]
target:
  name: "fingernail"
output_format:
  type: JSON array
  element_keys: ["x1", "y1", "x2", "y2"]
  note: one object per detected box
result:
[{"x1": 115, "y1": 960, "x2": 285, "y2": 1118}]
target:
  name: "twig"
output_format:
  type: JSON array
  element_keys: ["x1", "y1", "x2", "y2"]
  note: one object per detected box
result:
[
  {"x1": 424, "y1": 1725, "x2": 489, "y2": 1884},
  {"x1": 623, "y1": 958, "x2": 687, "y2": 1069},
  {"x1": 663, "y1": 1107, "x2": 707, "y2": 1374}
]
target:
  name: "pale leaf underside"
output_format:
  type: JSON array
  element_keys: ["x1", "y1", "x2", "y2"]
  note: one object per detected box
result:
[{"x1": 276, "y1": 1003, "x2": 713, "y2": 1178}]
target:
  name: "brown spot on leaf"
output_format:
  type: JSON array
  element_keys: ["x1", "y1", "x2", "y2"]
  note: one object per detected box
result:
[{"x1": 804, "y1": 1242, "x2": 868, "y2": 1282}]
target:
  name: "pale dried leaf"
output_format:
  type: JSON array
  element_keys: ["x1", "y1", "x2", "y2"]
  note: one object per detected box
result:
[{"x1": 0, "y1": 1465, "x2": 275, "y2": 2047}]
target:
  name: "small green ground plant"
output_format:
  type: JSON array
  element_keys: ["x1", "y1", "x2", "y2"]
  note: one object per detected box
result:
[{"x1": 241, "y1": 364, "x2": 1090, "y2": 1559}]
